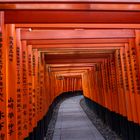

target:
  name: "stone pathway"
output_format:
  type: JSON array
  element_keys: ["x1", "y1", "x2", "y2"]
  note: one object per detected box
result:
[{"x1": 52, "y1": 96, "x2": 105, "y2": 140}]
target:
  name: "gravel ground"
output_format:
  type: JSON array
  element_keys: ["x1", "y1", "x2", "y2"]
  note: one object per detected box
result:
[
  {"x1": 45, "y1": 100, "x2": 63, "y2": 140},
  {"x1": 80, "y1": 98, "x2": 122, "y2": 140}
]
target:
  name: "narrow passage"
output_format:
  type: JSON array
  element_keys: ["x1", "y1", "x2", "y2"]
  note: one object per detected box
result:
[{"x1": 52, "y1": 96, "x2": 105, "y2": 140}]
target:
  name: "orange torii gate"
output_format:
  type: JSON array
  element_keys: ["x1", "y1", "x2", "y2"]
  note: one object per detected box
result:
[{"x1": 0, "y1": 1, "x2": 140, "y2": 140}]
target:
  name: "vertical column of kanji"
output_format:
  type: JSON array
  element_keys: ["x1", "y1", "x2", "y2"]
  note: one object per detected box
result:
[
  {"x1": 107, "y1": 57, "x2": 113, "y2": 112},
  {"x1": 32, "y1": 49, "x2": 38, "y2": 128},
  {"x1": 57, "y1": 76, "x2": 60, "y2": 94},
  {"x1": 21, "y1": 41, "x2": 29, "y2": 138},
  {"x1": 34, "y1": 49, "x2": 39, "y2": 123},
  {"x1": 94, "y1": 67, "x2": 98, "y2": 102},
  {"x1": 104, "y1": 59, "x2": 109, "y2": 109},
  {"x1": 111, "y1": 54, "x2": 119, "y2": 113},
  {"x1": 135, "y1": 30, "x2": 140, "y2": 124},
  {"x1": 102, "y1": 61, "x2": 107, "y2": 108},
  {"x1": 95, "y1": 64, "x2": 99, "y2": 103},
  {"x1": 5, "y1": 24, "x2": 17, "y2": 140},
  {"x1": 129, "y1": 39, "x2": 140, "y2": 124},
  {"x1": 55, "y1": 76, "x2": 59, "y2": 96},
  {"x1": 27, "y1": 45, "x2": 33, "y2": 133},
  {"x1": 51, "y1": 73, "x2": 55, "y2": 99},
  {"x1": 37, "y1": 53, "x2": 40, "y2": 121},
  {"x1": 98, "y1": 65, "x2": 101, "y2": 103},
  {"x1": 16, "y1": 29, "x2": 23, "y2": 140},
  {"x1": 41, "y1": 53, "x2": 46, "y2": 117},
  {"x1": 111, "y1": 58, "x2": 116, "y2": 112},
  {"x1": 43, "y1": 63, "x2": 47, "y2": 115},
  {"x1": 56, "y1": 76, "x2": 60, "y2": 96},
  {"x1": 99, "y1": 64, "x2": 104, "y2": 106},
  {"x1": 107, "y1": 58, "x2": 112, "y2": 111},
  {"x1": 44, "y1": 64, "x2": 48, "y2": 115},
  {"x1": 120, "y1": 47, "x2": 133, "y2": 122},
  {"x1": 48, "y1": 72, "x2": 53, "y2": 103},
  {"x1": 125, "y1": 43, "x2": 138, "y2": 123},
  {"x1": 110, "y1": 55, "x2": 117, "y2": 113},
  {"x1": 100, "y1": 64, "x2": 105, "y2": 107},
  {"x1": 115, "y1": 49, "x2": 126, "y2": 116},
  {"x1": 38, "y1": 53, "x2": 43, "y2": 120},
  {"x1": 0, "y1": 12, "x2": 7, "y2": 140},
  {"x1": 109, "y1": 58, "x2": 114, "y2": 111},
  {"x1": 116, "y1": 48, "x2": 128, "y2": 117},
  {"x1": 46, "y1": 66, "x2": 51, "y2": 111},
  {"x1": 39, "y1": 52, "x2": 45, "y2": 119},
  {"x1": 93, "y1": 66, "x2": 97, "y2": 102},
  {"x1": 98, "y1": 64, "x2": 102, "y2": 105}
]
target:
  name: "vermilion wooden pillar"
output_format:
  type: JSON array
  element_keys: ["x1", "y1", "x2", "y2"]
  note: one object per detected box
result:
[
  {"x1": 6, "y1": 24, "x2": 17, "y2": 140},
  {"x1": 0, "y1": 12, "x2": 7, "y2": 140},
  {"x1": 134, "y1": 31, "x2": 140, "y2": 124},
  {"x1": 27, "y1": 45, "x2": 33, "y2": 133},
  {"x1": 21, "y1": 40, "x2": 29, "y2": 138},
  {"x1": 115, "y1": 50, "x2": 126, "y2": 116},
  {"x1": 32, "y1": 49, "x2": 39, "y2": 127},
  {"x1": 38, "y1": 52, "x2": 45, "y2": 119},
  {"x1": 45, "y1": 65, "x2": 51, "y2": 113},
  {"x1": 121, "y1": 47, "x2": 133, "y2": 122},
  {"x1": 16, "y1": 28, "x2": 23, "y2": 140},
  {"x1": 129, "y1": 39, "x2": 140, "y2": 124},
  {"x1": 124, "y1": 43, "x2": 138, "y2": 123}
]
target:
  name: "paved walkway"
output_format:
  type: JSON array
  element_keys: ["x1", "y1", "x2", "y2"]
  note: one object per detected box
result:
[{"x1": 52, "y1": 96, "x2": 105, "y2": 140}]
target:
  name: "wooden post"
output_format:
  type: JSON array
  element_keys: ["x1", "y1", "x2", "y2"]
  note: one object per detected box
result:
[
  {"x1": 6, "y1": 24, "x2": 17, "y2": 140},
  {"x1": 0, "y1": 12, "x2": 7, "y2": 140},
  {"x1": 27, "y1": 45, "x2": 33, "y2": 133},
  {"x1": 21, "y1": 40, "x2": 29, "y2": 138},
  {"x1": 32, "y1": 49, "x2": 38, "y2": 128},
  {"x1": 16, "y1": 28, "x2": 23, "y2": 140}
]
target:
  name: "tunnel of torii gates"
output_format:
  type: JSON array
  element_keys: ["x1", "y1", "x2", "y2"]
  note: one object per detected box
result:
[{"x1": 0, "y1": 0, "x2": 140, "y2": 140}]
